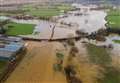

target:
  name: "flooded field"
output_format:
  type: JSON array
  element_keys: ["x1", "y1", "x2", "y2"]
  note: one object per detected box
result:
[
  {"x1": 0, "y1": 2, "x2": 120, "y2": 83},
  {"x1": 6, "y1": 41, "x2": 67, "y2": 83},
  {"x1": 58, "y1": 8, "x2": 107, "y2": 34}
]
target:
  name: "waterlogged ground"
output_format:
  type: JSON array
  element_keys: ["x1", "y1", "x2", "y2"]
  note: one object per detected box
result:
[
  {"x1": 4, "y1": 39, "x2": 120, "y2": 83},
  {"x1": 86, "y1": 44, "x2": 120, "y2": 83},
  {"x1": 58, "y1": 9, "x2": 107, "y2": 34},
  {"x1": 1, "y1": 3, "x2": 120, "y2": 83},
  {"x1": 6, "y1": 41, "x2": 67, "y2": 83}
]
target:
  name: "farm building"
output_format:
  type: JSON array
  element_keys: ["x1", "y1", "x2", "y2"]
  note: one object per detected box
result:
[
  {"x1": 0, "y1": 42, "x2": 24, "y2": 61},
  {"x1": 0, "y1": 36, "x2": 25, "y2": 82}
]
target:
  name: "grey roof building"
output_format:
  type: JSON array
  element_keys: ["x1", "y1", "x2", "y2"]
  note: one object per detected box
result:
[{"x1": 0, "y1": 36, "x2": 25, "y2": 61}]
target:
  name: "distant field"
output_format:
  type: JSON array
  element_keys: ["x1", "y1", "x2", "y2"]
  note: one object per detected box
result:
[
  {"x1": 106, "y1": 10, "x2": 120, "y2": 28},
  {"x1": 22, "y1": 4, "x2": 73, "y2": 18},
  {"x1": 0, "y1": 4, "x2": 73, "y2": 19},
  {"x1": 6, "y1": 22, "x2": 35, "y2": 36},
  {"x1": 26, "y1": 8, "x2": 60, "y2": 17},
  {"x1": 113, "y1": 40, "x2": 120, "y2": 44}
]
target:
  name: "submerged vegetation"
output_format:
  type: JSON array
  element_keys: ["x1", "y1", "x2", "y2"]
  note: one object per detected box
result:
[
  {"x1": 100, "y1": 67, "x2": 120, "y2": 83},
  {"x1": 113, "y1": 40, "x2": 120, "y2": 44},
  {"x1": 86, "y1": 44, "x2": 111, "y2": 66},
  {"x1": 0, "y1": 1, "x2": 120, "y2": 83},
  {"x1": 86, "y1": 44, "x2": 120, "y2": 83}
]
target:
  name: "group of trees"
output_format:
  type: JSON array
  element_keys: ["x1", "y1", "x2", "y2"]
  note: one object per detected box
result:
[
  {"x1": 107, "y1": 28, "x2": 120, "y2": 35},
  {"x1": 12, "y1": 15, "x2": 51, "y2": 20},
  {"x1": 64, "y1": 35, "x2": 105, "y2": 83},
  {"x1": 0, "y1": 20, "x2": 10, "y2": 34},
  {"x1": 76, "y1": 28, "x2": 108, "y2": 41},
  {"x1": 88, "y1": 28, "x2": 108, "y2": 41},
  {"x1": 0, "y1": 9, "x2": 26, "y2": 15},
  {"x1": 38, "y1": 16, "x2": 50, "y2": 20},
  {"x1": 64, "y1": 38, "x2": 82, "y2": 83},
  {"x1": 12, "y1": 15, "x2": 34, "y2": 20}
]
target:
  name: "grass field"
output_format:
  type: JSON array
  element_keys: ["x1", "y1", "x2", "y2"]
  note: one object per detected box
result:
[
  {"x1": 5, "y1": 22, "x2": 35, "y2": 36},
  {"x1": 27, "y1": 8, "x2": 60, "y2": 17},
  {"x1": 22, "y1": 4, "x2": 73, "y2": 18},
  {"x1": 113, "y1": 40, "x2": 120, "y2": 44},
  {"x1": 56, "y1": 4, "x2": 74, "y2": 11},
  {"x1": 0, "y1": 4, "x2": 73, "y2": 19},
  {"x1": 106, "y1": 10, "x2": 120, "y2": 28}
]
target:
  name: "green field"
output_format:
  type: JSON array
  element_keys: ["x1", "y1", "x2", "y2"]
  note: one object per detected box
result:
[
  {"x1": 27, "y1": 8, "x2": 60, "y2": 17},
  {"x1": 106, "y1": 10, "x2": 120, "y2": 28},
  {"x1": 22, "y1": 4, "x2": 73, "y2": 18},
  {"x1": 113, "y1": 40, "x2": 120, "y2": 44},
  {"x1": 56, "y1": 4, "x2": 74, "y2": 11},
  {"x1": 0, "y1": 4, "x2": 73, "y2": 19},
  {"x1": 5, "y1": 22, "x2": 35, "y2": 36}
]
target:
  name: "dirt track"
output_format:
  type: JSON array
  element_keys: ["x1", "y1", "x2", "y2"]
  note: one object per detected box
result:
[{"x1": 6, "y1": 41, "x2": 66, "y2": 83}]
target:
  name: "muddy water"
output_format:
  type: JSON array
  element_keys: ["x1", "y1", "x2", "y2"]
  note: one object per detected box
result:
[
  {"x1": 58, "y1": 9, "x2": 107, "y2": 34},
  {"x1": 6, "y1": 41, "x2": 67, "y2": 83}
]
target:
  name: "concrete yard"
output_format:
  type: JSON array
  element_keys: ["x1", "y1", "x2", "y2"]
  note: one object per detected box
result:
[{"x1": 6, "y1": 41, "x2": 67, "y2": 83}]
